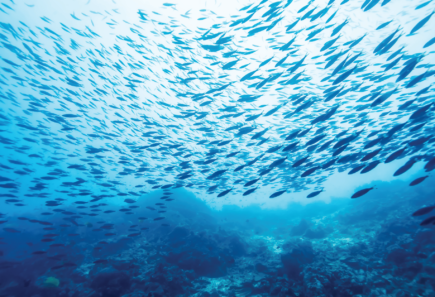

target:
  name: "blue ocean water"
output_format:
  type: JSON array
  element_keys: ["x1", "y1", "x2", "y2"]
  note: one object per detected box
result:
[{"x1": 0, "y1": 0, "x2": 435, "y2": 296}]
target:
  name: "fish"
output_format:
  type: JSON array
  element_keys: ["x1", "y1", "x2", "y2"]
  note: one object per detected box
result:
[
  {"x1": 385, "y1": 147, "x2": 406, "y2": 163},
  {"x1": 423, "y1": 36, "x2": 435, "y2": 48},
  {"x1": 217, "y1": 188, "x2": 233, "y2": 197},
  {"x1": 394, "y1": 160, "x2": 416, "y2": 176},
  {"x1": 243, "y1": 187, "x2": 258, "y2": 196},
  {"x1": 351, "y1": 187, "x2": 374, "y2": 198},
  {"x1": 269, "y1": 190, "x2": 286, "y2": 198},
  {"x1": 420, "y1": 216, "x2": 435, "y2": 226},
  {"x1": 412, "y1": 205, "x2": 435, "y2": 216},
  {"x1": 376, "y1": 20, "x2": 393, "y2": 30},
  {"x1": 307, "y1": 189, "x2": 323, "y2": 198},
  {"x1": 410, "y1": 176, "x2": 429, "y2": 186},
  {"x1": 410, "y1": 11, "x2": 434, "y2": 35}
]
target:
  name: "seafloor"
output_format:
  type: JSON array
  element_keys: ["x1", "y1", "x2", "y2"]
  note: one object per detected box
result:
[{"x1": 0, "y1": 179, "x2": 434, "y2": 297}]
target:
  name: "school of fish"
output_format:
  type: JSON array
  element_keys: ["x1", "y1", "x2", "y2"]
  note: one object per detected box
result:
[{"x1": 1, "y1": 0, "x2": 435, "y2": 239}]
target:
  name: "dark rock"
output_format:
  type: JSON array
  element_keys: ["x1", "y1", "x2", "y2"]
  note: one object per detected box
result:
[
  {"x1": 112, "y1": 261, "x2": 139, "y2": 271},
  {"x1": 228, "y1": 236, "x2": 246, "y2": 257},
  {"x1": 70, "y1": 270, "x2": 87, "y2": 284},
  {"x1": 166, "y1": 251, "x2": 226, "y2": 277},
  {"x1": 168, "y1": 227, "x2": 190, "y2": 243},
  {"x1": 290, "y1": 219, "x2": 311, "y2": 236},
  {"x1": 304, "y1": 225, "x2": 333, "y2": 239},
  {"x1": 302, "y1": 256, "x2": 369, "y2": 297},
  {"x1": 145, "y1": 282, "x2": 164, "y2": 297},
  {"x1": 281, "y1": 241, "x2": 315, "y2": 279},
  {"x1": 376, "y1": 220, "x2": 414, "y2": 243},
  {"x1": 395, "y1": 262, "x2": 423, "y2": 280},
  {"x1": 385, "y1": 247, "x2": 413, "y2": 266},
  {"x1": 90, "y1": 268, "x2": 131, "y2": 297},
  {"x1": 425, "y1": 265, "x2": 435, "y2": 275},
  {"x1": 373, "y1": 278, "x2": 390, "y2": 288},
  {"x1": 270, "y1": 284, "x2": 282, "y2": 296},
  {"x1": 349, "y1": 242, "x2": 368, "y2": 256},
  {"x1": 255, "y1": 263, "x2": 269, "y2": 273},
  {"x1": 343, "y1": 259, "x2": 363, "y2": 270},
  {"x1": 415, "y1": 230, "x2": 435, "y2": 245},
  {"x1": 252, "y1": 279, "x2": 270, "y2": 294}
]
